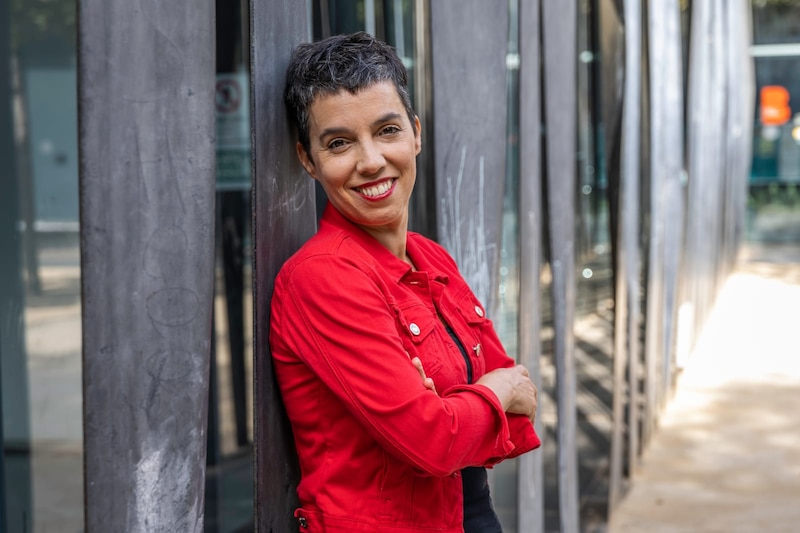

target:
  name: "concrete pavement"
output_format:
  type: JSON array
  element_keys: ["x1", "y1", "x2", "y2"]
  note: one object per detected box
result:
[{"x1": 608, "y1": 244, "x2": 800, "y2": 532}]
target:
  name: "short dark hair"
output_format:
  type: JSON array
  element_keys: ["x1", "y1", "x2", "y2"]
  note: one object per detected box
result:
[{"x1": 284, "y1": 31, "x2": 416, "y2": 156}]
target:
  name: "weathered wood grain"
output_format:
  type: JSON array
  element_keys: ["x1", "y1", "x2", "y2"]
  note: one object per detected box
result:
[{"x1": 78, "y1": 1, "x2": 216, "y2": 530}]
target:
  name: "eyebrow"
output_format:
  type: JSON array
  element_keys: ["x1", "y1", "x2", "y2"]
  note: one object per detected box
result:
[{"x1": 317, "y1": 112, "x2": 404, "y2": 143}]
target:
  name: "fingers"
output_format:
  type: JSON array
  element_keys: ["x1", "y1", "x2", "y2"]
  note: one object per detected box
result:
[
  {"x1": 424, "y1": 377, "x2": 437, "y2": 393},
  {"x1": 411, "y1": 357, "x2": 425, "y2": 378},
  {"x1": 412, "y1": 357, "x2": 437, "y2": 394}
]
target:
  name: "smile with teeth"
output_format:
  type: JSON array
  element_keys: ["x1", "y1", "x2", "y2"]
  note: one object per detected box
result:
[{"x1": 355, "y1": 179, "x2": 395, "y2": 198}]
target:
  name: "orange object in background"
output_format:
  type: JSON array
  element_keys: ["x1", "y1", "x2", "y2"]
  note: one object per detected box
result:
[{"x1": 760, "y1": 85, "x2": 792, "y2": 126}]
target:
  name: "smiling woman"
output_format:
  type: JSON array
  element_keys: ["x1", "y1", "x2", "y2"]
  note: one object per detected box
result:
[
  {"x1": 296, "y1": 81, "x2": 421, "y2": 258},
  {"x1": 270, "y1": 32, "x2": 541, "y2": 533}
]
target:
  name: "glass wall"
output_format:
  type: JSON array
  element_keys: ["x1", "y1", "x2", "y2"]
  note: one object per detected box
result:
[
  {"x1": 1, "y1": 0, "x2": 83, "y2": 530},
  {"x1": 748, "y1": 0, "x2": 800, "y2": 246},
  {"x1": 206, "y1": 1, "x2": 254, "y2": 531},
  {"x1": 571, "y1": 0, "x2": 615, "y2": 528},
  {"x1": 494, "y1": 2, "x2": 522, "y2": 527}
]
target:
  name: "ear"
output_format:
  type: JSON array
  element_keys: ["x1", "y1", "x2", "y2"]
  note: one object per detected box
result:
[
  {"x1": 413, "y1": 115, "x2": 422, "y2": 155},
  {"x1": 296, "y1": 141, "x2": 317, "y2": 179}
]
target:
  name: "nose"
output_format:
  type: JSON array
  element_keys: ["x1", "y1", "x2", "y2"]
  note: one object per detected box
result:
[{"x1": 356, "y1": 139, "x2": 386, "y2": 176}]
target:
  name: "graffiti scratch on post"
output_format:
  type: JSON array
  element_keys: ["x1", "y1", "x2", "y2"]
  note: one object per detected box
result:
[{"x1": 439, "y1": 146, "x2": 495, "y2": 309}]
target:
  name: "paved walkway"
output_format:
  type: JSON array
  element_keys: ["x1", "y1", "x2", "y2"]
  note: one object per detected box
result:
[{"x1": 608, "y1": 244, "x2": 800, "y2": 533}]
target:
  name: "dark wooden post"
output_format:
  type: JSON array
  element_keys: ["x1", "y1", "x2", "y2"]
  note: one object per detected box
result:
[
  {"x1": 250, "y1": 2, "x2": 314, "y2": 531},
  {"x1": 609, "y1": 0, "x2": 643, "y2": 511},
  {"x1": 541, "y1": 0, "x2": 580, "y2": 530},
  {"x1": 518, "y1": 0, "x2": 545, "y2": 530},
  {"x1": 78, "y1": 1, "x2": 216, "y2": 530},
  {"x1": 429, "y1": 0, "x2": 509, "y2": 317},
  {"x1": 723, "y1": 1, "x2": 754, "y2": 267},
  {"x1": 643, "y1": 0, "x2": 685, "y2": 444}
]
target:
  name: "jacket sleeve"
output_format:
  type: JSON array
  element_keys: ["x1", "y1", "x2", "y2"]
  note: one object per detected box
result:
[
  {"x1": 271, "y1": 254, "x2": 520, "y2": 477},
  {"x1": 472, "y1": 312, "x2": 542, "y2": 460}
]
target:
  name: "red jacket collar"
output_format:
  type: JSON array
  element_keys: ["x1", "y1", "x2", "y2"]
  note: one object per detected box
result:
[{"x1": 319, "y1": 203, "x2": 449, "y2": 284}]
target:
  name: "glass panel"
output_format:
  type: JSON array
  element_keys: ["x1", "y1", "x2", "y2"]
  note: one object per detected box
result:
[
  {"x1": 752, "y1": 0, "x2": 800, "y2": 45},
  {"x1": 493, "y1": 1, "x2": 521, "y2": 530},
  {"x1": 748, "y1": 3, "x2": 800, "y2": 246},
  {"x1": 575, "y1": 0, "x2": 615, "y2": 528},
  {"x1": 205, "y1": 1, "x2": 254, "y2": 531},
  {"x1": 2, "y1": 0, "x2": 83, "y2": 530}
]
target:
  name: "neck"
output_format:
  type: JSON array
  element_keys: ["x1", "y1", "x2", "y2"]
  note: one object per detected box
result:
[{"x1": 360, "y1": 223, "x2": 411, "y2": 266}]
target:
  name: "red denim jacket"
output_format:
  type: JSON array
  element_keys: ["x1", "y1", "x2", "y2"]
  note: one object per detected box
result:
[{"x1": 270, "y1": 205, "x2": 541, "y2": 532}]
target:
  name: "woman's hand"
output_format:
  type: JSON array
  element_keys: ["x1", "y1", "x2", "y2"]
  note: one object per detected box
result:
[
  {"x1": 411, "y1": 357, "x2": 437, "y2": 395},
  {"x1": 475, "y1": 365, "x2": 538, "y2": 423}
]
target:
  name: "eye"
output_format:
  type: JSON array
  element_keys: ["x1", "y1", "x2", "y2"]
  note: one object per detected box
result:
[
  {"x1": 327, "y1": 138, "x2": 349, "y2": 152},
  {"x1": 379, "y1": 125, "x2": 401, "y2": 136}
]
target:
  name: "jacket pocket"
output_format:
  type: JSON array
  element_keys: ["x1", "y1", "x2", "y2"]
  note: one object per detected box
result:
[
  {"x1": 393, "y1": 301, "x2": 444, "y2": 377},
  {"x1": 454, "y1": 288, "x2": 489, "y2": 329}
]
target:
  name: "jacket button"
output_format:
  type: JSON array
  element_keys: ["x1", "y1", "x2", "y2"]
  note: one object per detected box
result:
[
  {"x1": 299, "y1": 517, "x2": 308, "y2": 528},
  {"x1": 474, "y1": 305, "x2": 484, "y2": 317},
  {"x1": 409, "y1": 323, "x2": 421, "y2": 336}
]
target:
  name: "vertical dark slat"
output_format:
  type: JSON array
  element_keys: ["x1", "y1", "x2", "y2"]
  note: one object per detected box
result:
[
  {"x1": 718, "y1": 1, "x2": 735, "y2": 276},
  {"x1": 409, "y1": 0, "x2": 437, "y2": 239},
  {"x1": 610, "y1": 0, "x2": 643, "y2": 512},
  {"x1": 0, "y1": 367, "x2": 4, "y2": 533},
  {"x1": 78, "y1": 1, "x2": 216, "y2": 531},
  {"x1": 1, "y1": 2, "x2": 33, "y2": 527},
  {"x1": 684, "y1": 0, "x2": 711, "y2": 351},
  {"x1": 724, "y1": 1, "x2": 754, "y2": 266},
  {"x1": 642, "y1": 0, "x2": 664, "y2": 445},
  {"x1": 708, "y1": 0, "x2": 727, "y2": 297},
  {"x1": 518, "y1": 0, "x2": 544, "y2": 530},
  {"x1": 643, "y1": 0, "x2": 684, "y2": 443},
  {"x1": 541, "y1": 0, "x2": 580, "y2": 530},
  {"x1": 711, "y1": 0, "x2": 730, "y2": 297},
  {"x1": 429, "y1": 0, "x2": 509, "y2": 317},
  {"x1": 635, "y1": 2, "x2": 651, "y2": 464},
  {"x1": 250, "y1": 3, "x2": 313, "y2": 532},
  {"x1": 204, "y1": 329, "x2": 221, "y2": 529},
  {"x1": 656, "y1": 0, "x2": 684, "y2": 412},
  {"x1": 0, "y1": 0, "x2": 19, "y2": 527},
  {"x1": 0, "y1": 46, "x2": 10, "y2": 529},
  {"x1": 684, "y1": 0, "x2": 719, "y2": 368},
  {"x1": 708, "y1": 0, "x2": 730, "y2": 307}
]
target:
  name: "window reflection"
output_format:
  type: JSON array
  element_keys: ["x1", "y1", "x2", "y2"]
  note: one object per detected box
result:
[
  {"x1": 748, "y1": 2, "x2": 800, "y2": 246},
  {"x1": 2, "y1": 0, "x2": 83, "y2": 530},
  {"x1": 205, "y1": 1, "x2": 255, "y2": 531},
  {"x1": 573, "y1": 0, "x2": 616, "y2": 529}
]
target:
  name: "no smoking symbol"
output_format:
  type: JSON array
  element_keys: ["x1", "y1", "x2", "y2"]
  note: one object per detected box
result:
[{"x1": 216, "y1": 78, "x2": 241, "y2": 113}]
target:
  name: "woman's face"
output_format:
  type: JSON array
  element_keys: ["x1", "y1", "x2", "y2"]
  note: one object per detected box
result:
[{"x1": 297, "y1": 81, "x2": 422, "y2": 236}]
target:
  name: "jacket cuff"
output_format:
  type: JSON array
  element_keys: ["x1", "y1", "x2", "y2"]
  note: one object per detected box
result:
[{"x1": 443, "y1": 383, "x2": 517, "y2": 465}]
